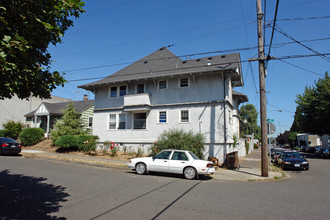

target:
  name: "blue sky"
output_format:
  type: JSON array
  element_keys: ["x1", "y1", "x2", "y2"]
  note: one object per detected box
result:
[{"x1": 48, "y1": 0, "x2": 330, "y2": 136}]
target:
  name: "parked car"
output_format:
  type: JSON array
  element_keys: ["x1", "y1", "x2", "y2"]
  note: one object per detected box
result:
[
  {"x1": 299, "y1": 146, "x2": 306, "y2": 152},
  {"x1": 305, "y1": 146, "x2": 316, "y2": 153},
  {"x1": 323, "y1": 148, "x2": 330, "y2": 157},
  {"x1": 277, "y1": 151, "x2": 309, "y2": 171},
  {"x1": 315, "y1": 147, "x2": 326, "y2": 157},
  {"x1": 0, "y1": 137, "x2": 22, "y2": 155},
  {"x1": 127, "y1": 149, "x2": 215, "y2": 179},
  {"x1": 272, "y1": 149, "x2": 285, "y2": 164}
]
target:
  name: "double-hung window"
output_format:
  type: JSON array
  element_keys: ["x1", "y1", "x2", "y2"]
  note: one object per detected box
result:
[
  {"x1": 88, "y1": 117, "x2": 93, "y2": 128},
  {"x1": 137, "y1": 83, "x2": 144, "y2": 93},
  {"x1": 180, "y1": 110, "x2": 189, "y2": 123},
  {"x1": 118, "y1": 114, "x2": 126, "y2": 129},
  {"x1": 110, "y1": 87, "x2": 117, "y2": 97},
  {"x1": 158, "y1": 80, "x2": 167, "y2": 89},
  {"x1": 109, "y1": 114, "x2": 116, "y2": 129},
  {"x1": 159, "y1": 111, "x2": 167, "y2": 123},
  {"x1": 120, "y1": 85, "x2": 127, "y2": 96}
]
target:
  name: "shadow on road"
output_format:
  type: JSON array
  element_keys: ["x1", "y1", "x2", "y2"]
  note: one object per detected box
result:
[
  {"x1": 0, "y1": 170, "x2": 69, "y2": 220},
  {"x1": 301, "y1": 153, "x2": 330, "y2": 160},
  {"x1": 126, "y1": 171, "x2": 212, "y2": 180}
]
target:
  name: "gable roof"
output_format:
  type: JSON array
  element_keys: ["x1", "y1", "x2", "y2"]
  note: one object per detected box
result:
[
  {"x1": 25, "y1": 100, "x2": 94, "y2": 117},
  {"x1": 79, "y1": 47, "x2": 243, "y2": 90},
  {"x1": 232, "y1": 90, "x2": 248, "y2": 104}
]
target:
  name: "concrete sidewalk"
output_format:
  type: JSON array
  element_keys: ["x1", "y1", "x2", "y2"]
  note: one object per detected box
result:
[
  {"x1": 21, "y1": 148, "x2": 284, "y2": 181},
  {"x1": 213, "y1": 149, "x2": 284, "y2": 181}
]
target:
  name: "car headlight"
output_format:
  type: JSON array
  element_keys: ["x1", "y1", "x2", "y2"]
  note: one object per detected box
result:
[
  {"x1": 302, "y1": 161, "x2": 309, "y2": 164},
  {"x1": 284, "y1": 161, "x2": 291, "y2": 164}
]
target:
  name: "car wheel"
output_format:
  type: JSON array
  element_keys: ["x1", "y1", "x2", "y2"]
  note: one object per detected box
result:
[
  {"x1": 135, "y1": 163, "x2": 147, "y2": 175},
  {"x1": 184, "y1": 167, "x2": 197, "y2": 180}
]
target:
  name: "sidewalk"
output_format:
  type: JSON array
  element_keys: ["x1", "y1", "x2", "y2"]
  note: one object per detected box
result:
[
  {"x1": 213, "y1": 149, "x2": 284, "y2": 181},
  {"x1": 21, "y1": 149, "x2": 284, "y2": 181}
]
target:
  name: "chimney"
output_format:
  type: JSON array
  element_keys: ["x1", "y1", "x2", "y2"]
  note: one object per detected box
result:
[{"x1": 83, "y1": 94, "x2": 88, "y2": 101}]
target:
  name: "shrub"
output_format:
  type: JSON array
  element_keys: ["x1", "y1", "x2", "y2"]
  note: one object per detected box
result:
[
  {"x1": 78, "y1": 135, "x2": 99, "y2": 152},
  {"x1": 55, "y1": 135, "x2": 80, "y2": 148},
  {"x1": 3, "y1": 120, "x2": 24, "y2": 139},
  {"x1": 0, "y1": 130, "x2": 6, "y2": 137},
  {"x1": 254, "y1": 143, "x2": 258, "y2": 149},
  {"x1": 19, "y1": 128, "x2": 45, "y2": 146},
  {"x1": 135, "y1": 147, "x2": 144, "y2": 157},
  {"x1": 246, "y1": 142, "x2": 250, "y2": 154},
  {"x1": 153, "y1": 129, "x2": 205, "y2": 159}
]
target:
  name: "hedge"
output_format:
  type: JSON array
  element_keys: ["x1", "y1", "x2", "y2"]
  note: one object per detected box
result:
[{"x1": 19, "y1": 128, "x2": 45, "y2": 146}]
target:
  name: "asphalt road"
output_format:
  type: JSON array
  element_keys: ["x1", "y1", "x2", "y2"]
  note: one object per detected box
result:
[{"x1": 1, "y1": 154, "x2": 329, "y2": 220}]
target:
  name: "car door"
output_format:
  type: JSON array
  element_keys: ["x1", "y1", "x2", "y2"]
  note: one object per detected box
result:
[
  {"x1": 168, "y1": 151, "x2": 190, "y2": 174},
  {"x1": 148, "y1": 151, "x2": 172, "y2": 172}
]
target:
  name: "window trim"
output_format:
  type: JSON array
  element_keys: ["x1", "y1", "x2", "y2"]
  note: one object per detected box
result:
[
  {"x1": 110, "y1": 86, "x2": 118, "y2": 97},
  {"x1": 88, "y1": 117, "x2": 93, "y2": 128},
  {"x1": 158, "y1": 80, "x2": 168, "y2": 90},
  {"x1": 118, "y1": 113, "x2": 127, "y2": 129},
  {"x1": 180, "y1": 109, "x2": 190, "y2": 123},
  {"x1": 119, "y1": 85, "x2": 127, "y2": 96},
  {"x1": 158, "y1": 111, "x2": 167, "y2": 123},
  {"x1": 108, "y1": 114, "x2": 117, "y2": 130},
  {"x1": 178, "y1": 77, "x2": 190, "y2": 88}
]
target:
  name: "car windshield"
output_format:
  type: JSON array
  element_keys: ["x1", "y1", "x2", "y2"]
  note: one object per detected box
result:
[
  {"x1": 283, "y1": 152, "x2": 303, "y2": 159},
  {"x1": 189, "y1": 152, "x2": 200, "y2": 160}
]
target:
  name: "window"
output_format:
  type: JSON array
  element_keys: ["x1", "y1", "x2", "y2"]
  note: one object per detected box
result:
[
  {"x1": 120, "y1": 85, "x2": 127, "y2": 96},
  {"x1": 109, "y1": 114, "x2": 116, "y2": 129},
  {"x1": 155, "y1": 151, "x2": 172, "y2": 159},
  {"x1": 159, "y1": 111, "x2": 167, "y2": 123},
  {"x1": 158, "y1": 80, "x2": 167, "y2": 89},
  {"x1": 179, "y1": 78, "x2": 189, "y2": 87},
  {"x1": 118, "y1": 114, "x2": 126, "y2": 129},
  {"x1": 88, "y1": 117, "x2": 93, "y2": 128},
  {"x1": 180, "y1": 110, "x2": 189, "y2": 122},
  {"x1": 171, "y1": 151, "x2": 188, "y2": 161},
  {"x1": 137, "y1": 83, "x2": 144, "y2": 93},
  {"x1": 110, "y1": 86, "x2": 117, "y2": 97}
]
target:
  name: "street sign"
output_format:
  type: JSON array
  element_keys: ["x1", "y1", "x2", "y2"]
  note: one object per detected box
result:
[
  {"x1": 267, "y1": 119, "x2": 274, "y2": 123},
  {"x1": 268, "y1": 122, "x2": 276, "y2": 134}
]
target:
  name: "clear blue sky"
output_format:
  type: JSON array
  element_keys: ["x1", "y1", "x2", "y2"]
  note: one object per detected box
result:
[{"x1": 48, "y1": 0, "x2": 330, "y2": 137}]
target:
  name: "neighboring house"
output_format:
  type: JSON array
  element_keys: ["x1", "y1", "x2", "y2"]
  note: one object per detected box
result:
[
  {"x1": 297, "y1": 133, "x2": 329, "y2": 148},
  {"x1": 79, "y1": 47, "x2": 248, "y2": 161},
  {"x1": 25, "y1": 96, "x2": 94, "y2": 136},
  {"x1": 0, "y1": 95, "x2": 70, "y2": 129}
]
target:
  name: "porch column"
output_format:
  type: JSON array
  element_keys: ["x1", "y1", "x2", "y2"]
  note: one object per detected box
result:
[
  {"x1": 34, "y1": 115, "x2": 37, "y2": 128},
  {"x1": 46, "y1": 114, "x2": 50, "y2": 134}
]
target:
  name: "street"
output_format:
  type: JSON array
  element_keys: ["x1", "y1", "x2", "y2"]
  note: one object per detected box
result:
[{"x1": 1, "y1": 155, "x2": 330, "y2": 220}]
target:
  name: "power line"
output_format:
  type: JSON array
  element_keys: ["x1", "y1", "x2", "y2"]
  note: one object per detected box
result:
[
  {"x1": 270, "y1": 24, "x2": 330, "y2": 63},
  {"x1": 267, "y1": 0, "x2": 280, "y2": 57},
  {"x1": 278, "y1": 59, "x2": 324, "y2": 77},
  {"x1": 276, "y1": 15, "x2": 330, "y2": 21}
]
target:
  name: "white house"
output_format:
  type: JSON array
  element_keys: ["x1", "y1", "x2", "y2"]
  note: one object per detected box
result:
[{"x1": 79, "y1": 47, "x2": 248, "y2": 162}]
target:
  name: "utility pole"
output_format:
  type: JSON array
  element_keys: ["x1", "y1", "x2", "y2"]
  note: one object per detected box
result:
[{"x1": 256, "y1": 0, "x2": 268, "y2": 177}]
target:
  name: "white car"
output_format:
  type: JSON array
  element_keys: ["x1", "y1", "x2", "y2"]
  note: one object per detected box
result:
[{"x1": 127, "y1": 149, "x2": 216, "y2": 179}]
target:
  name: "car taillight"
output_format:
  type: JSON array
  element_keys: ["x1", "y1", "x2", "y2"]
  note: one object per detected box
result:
[
  {"x1": 2, "y1": 143, "x2": 9, "y2": 147},
  {"x1": 18, "y1": 145, "x2": 22, "y2": 148},
  {"x1": 206, "y1": 163, "x2": 213, "y2": 168}
]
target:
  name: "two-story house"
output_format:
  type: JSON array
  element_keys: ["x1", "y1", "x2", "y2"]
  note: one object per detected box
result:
[{"x1": 79, "y1": 47, "x2": 247, "y2": 161}]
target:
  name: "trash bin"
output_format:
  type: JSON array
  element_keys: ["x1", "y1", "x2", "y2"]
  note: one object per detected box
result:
[{"x1": 226, "y1": 151, "x2": 239, "y2": 169}]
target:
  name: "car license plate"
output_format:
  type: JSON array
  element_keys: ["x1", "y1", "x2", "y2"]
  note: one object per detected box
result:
[{"x1": 294, "y1": 164, "x2": 300, "y2": 167}]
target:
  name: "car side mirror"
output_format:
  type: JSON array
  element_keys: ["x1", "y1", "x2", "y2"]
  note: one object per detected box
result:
[{"x1": 152, "y1": 156, "x2": 156, "y2": 160}]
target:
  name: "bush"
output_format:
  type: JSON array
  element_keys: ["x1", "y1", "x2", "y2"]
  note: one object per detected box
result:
[
  {"x1": 55, "y1": 135, "x2": 80, "y2": 148},
  {"x1": 78, "y1": 135, "x2": 99, "y2": 152},
  {"x1": 0, "y1": 130, "x2": 6, "y2": 137},
  {"x1": 19, "y1": 128, "x2": 45, "y2": 146},
  {"x1": 2, "y1": 120, "x2": 24, "y2": 139},
  {"x1": 153, "y1": 129, "x2": 205, "y2": 159}
]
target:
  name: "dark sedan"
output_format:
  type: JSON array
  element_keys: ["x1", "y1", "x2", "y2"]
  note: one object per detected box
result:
[
  {"x1": 0, "y1": 137, "x2": 22, "y2": 155},
  {"x1": 278, "y1": 151, "x2": 309, "y2": 171}
]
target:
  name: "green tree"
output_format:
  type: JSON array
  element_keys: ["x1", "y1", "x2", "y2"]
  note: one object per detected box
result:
[
  {"x1": 50, "y1": 103, "x2": 85, "y2": 144},
  {"x1": 2, "y1": 120, "x2": 24, "y2": 139},
  {"x1": 294, "y1": 73, "x2": 330, "y2": 135},
  {"x1": 0, "y1": 0, "x2": 85, "y2": 100},
  {"x1": 239, "y1": 104, "x2": 261, "y2": 140}
]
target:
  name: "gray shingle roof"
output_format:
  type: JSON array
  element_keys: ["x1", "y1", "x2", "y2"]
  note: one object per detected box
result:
[
  {"x1": 232, "y1": 90, "x2": 248, "y2": 103},
  {"x1": 24, "y1": 100, "x2": 94, "y2": 117},
  {"x1": 79, "y1": 47, "x2": 243, "y2": 90}
]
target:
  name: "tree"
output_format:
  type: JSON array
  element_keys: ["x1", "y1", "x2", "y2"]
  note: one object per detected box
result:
[
  {"x1": 239, "y1": 104, "x2": 261, "y2": 140},
  {"x1": 294, "y1": 73, "x2": 330, "y2": 135},
  {"x1": 0, "y1": 0, "x2": 85, "y2": 100},
  {"x1": 276, "y1": 130, "x2": 289, "y2": 145},
  {"x1": 50, "y1": 103, "x2": 85, "y2": 144}
]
